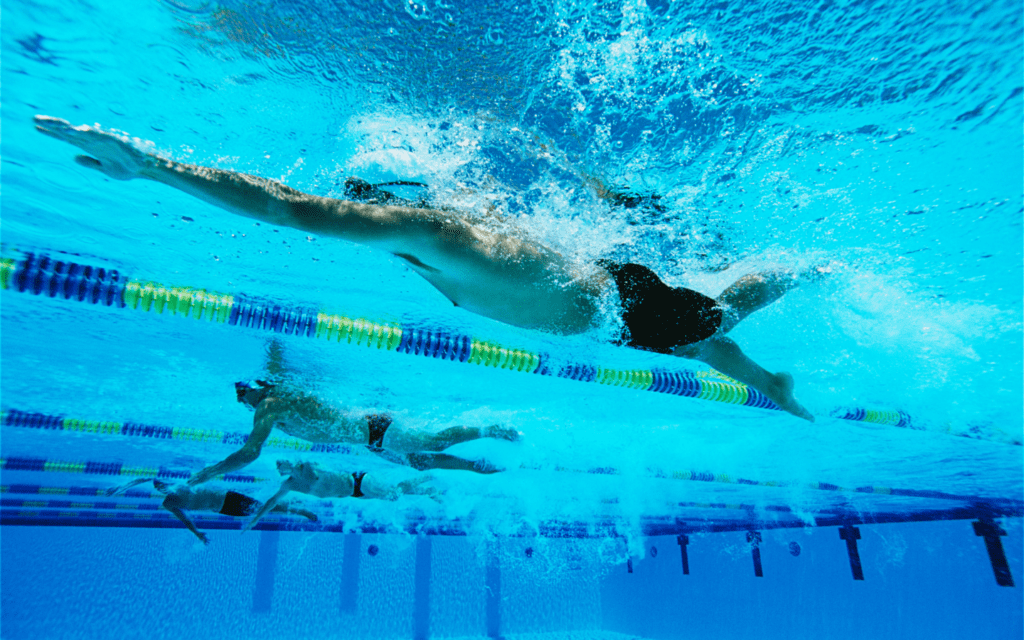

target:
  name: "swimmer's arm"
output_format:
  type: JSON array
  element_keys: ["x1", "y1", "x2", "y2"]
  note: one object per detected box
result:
[
  {"x1": 35, "y1": 115, "x2": 489, "y2": 260},
  {"x1": 265, "y1": 338, "x2": 289, "y2": 379},
  {"x1": 141, "y1": 157, "x2": 480, "y2": 254},
  {"x1": 161, "y1": 496, "x2": 209, "y2": 545},
  {"x1": 188, "y1": 412, "x2": 275, "y2": 486},
  {"x1": 105, "y1": 477, "x2": 156, "y2": 497},
  {"x1": 242, "y1": 481, "x2": 296, "y2": 533},
  {"x1": 270, "y1": 501, "x2": 318, "y2": 522}
]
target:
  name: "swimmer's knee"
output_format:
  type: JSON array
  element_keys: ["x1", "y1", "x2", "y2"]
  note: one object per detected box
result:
[
  {"x1": 672, "y1": 342, "x2": 702, "y2": 359},
  {"x1": 672, "y1": 334, "x2": 737, "y2": 360},
  {"x1": 714, "y1": 305, "x2": 740, "y2": 334}
]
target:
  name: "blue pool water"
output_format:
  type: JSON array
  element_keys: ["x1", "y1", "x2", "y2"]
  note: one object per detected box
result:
[{"x1": 1, "y1": 0, "x2": 1021, "y2": 638}]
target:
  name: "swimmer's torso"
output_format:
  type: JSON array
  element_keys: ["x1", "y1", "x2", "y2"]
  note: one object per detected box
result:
[
  {"x1": 292, "y1": 463, "x2": 354, "y2": 498},
  {"x1": 336, "y1": 201, "x2": 612, "y2": 334}
]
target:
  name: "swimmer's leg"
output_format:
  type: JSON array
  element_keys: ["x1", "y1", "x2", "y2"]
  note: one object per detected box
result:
[
  {"x1": 380, "y1": 421, "x2": 516, "y2": 456},
  {"x1": 715, "y1": 271, "x2": 799, "y2": 334},
  {"x1": 406, "y1": 452, "x2": 501, "y2": 474},
  {"x1": 674, "y1": 336, "x2": 813, "y2": 422},
  {"x1": 716, "y1": 263, "x2": 840, "y2": 333},
  {"x1": 426, "y1": 425, "x2": 519, "y2": 450},
  {"x1": 391, "y1": 425, "x2": 520, "y2": 454}
]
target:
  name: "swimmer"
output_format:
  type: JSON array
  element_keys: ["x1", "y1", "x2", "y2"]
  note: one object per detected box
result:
[
  {"x1": 106, "y1": 477, "x2": 317, "y2": 544},
  {"x1": 34, "y1": 115, "x2": 814, "y2": 420},
  {"x1": 242, "y1": 460, "x2": 439, "y2": 532},
  {"x1": 187, "y1": 341, "x2": 518, "y2": 485}
]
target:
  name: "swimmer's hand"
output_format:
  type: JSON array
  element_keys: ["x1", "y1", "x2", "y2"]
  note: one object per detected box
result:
[
  {"x1": 34, "y1": 115, "x2": 152, "y2": 181},
  {"x1": 187, "y1": 465, "x2": 221, "y2": 487}
]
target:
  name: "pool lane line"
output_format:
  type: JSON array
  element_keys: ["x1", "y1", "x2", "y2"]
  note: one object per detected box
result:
[
  {"x1": 1, "y1": 503, "x2": 1019, "y2": 538},
  {"x1": 2, "y1": 250, "x2": 1017, "y2": 446},
  {"x1": 516, "y1": 464, "x2": 1022, "y2": 510},
  {"x1": 0, "y1": 508, "x2": 294, "y2": 528},
  {"x1": 3, "y1": 441, "x2": 1019, "y2": 510},
  {"x1": 0, "y1": 483, "x2": 804, "y2": 516},
  {"x1": 0, "y1": 486, "x2": 730, "y2": 528},
  {"x1": 8, "y1": 484, "x2": 1010, "y2": 534},
  {"x1": 0, "y1": 456, "x2": 267, "y2": 484},
  {"x1": 0, "y1": 252, "x2": 760, "y2": 402},
  {"x1": 0, "y1": 408, "x2": 353, "y2": 455}
]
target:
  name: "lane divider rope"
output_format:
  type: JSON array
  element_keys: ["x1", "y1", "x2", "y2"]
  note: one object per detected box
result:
[
  {"x1": 0, "y1": 483, "x2": 794, "y2": 515},
  {"x1": 2, "y1": 251, "x2": 1017, "y2": 445},
  {"x1": 1, "y1": 409, "x2": 352, "y2": 454},
  {"x1": 0, "y1": 456, "x2": 266, "y2": 484}
]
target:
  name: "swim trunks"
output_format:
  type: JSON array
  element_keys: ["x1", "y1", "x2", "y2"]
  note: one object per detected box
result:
[
  {"x1": 351, "y1": 472, "x2": 367, "y2": 498},
  {"x1": 366, "y1": 414, "x2": 392, "y2": 452},
  {"x1": 219, "y1": 490, "x2": 259, "y2": 517},
  {"x1": 597, "y1": 260, "x2": 722, "y2": 354}
]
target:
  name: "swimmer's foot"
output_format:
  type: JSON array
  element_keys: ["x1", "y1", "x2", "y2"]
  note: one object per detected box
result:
[
  {"x1": 484, "y1": 424, "x2": 521, "y2": 442},
  {"x1": 798, "y1": 260, "x2": 845, "y2": 284},
  {"x1": 767, "y1": 372, "x2": 814, "y2": 422}
]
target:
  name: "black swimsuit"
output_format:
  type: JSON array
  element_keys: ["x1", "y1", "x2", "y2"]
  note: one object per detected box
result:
[
  {"x1": 351, "y1": 472, "x2": 367, "y2": 498},
  {"x1": 219, "y1": 490, "x2": 260, "y2": 517},
  {"x1": 366, "y1": 414, "x2": 392, "y2": 451},
  {"x1": 598, "y1": 260, "x2": 722, "y2": 354}
]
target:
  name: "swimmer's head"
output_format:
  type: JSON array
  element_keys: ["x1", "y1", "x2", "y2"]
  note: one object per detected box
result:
[
  {"x1": 276, "y1": 460, "x2": 293, "y2": 476},
  {"x1": 235, "y1": 379, "x2": 274, "y2": 409}
]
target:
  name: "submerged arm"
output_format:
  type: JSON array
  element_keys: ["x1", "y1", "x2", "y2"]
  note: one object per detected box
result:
[
  {"x1": 269, "y1": 501, "x2": 318, "y2": 522},
  {"x1": 188, "y1": 411, "x2": 275, "y2": 485},
  {"x1": 242, "y1": 480, "x2": 297, "y2": 533},
  {"x1": 105, "y1": 477, "x2": 156, "y2": 497},
  {"x1": 34, "y1": 115, "x2": 475, "y2": 256},
  {"x1": 265, "y1": 338, "x2": 289, "y2": 379},
  {"x1": 161, "y1": 496, "x2": 209, "y2": 545},
  {"x1": 141, "y1": 160, "x2": 479, "y2": 257}
]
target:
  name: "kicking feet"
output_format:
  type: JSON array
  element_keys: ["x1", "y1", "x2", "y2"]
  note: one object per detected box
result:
[
  {"x1": 766, "y1": 372, "x2": 814, "y2": 422},
  {"x1": 798, "y1": 259, "x2": 845, "y2": 284},
  {"x1": 483, "y1": 424, "x2": 521, "y2": 442}
]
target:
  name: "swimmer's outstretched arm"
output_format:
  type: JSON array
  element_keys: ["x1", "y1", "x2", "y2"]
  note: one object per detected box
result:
[
  {"x1": 269, "y1": 501, "x2": 318, "y2": 522},
  {"x1": 188, "y1": 411, "x2": 276, "y2": 485},
  {"x1": 265, "y1": 338, "x2": 290, "y2": 380},
  {"x1": 161, "y1": 494, "x2": 209, "y2": 544},
  {"x1": 33, "y1": 116, "x2": 485, "y2": 258},
  {"x1": 105, "y1": 477, "x2": 157, "y2": 497},
  {"x1": 242, "y1": 479, "x2": 297, "y2": 533}
]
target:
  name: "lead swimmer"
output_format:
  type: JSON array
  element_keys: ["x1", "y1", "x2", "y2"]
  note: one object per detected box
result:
[{"x1": 35, "y1": 115, "x2": 814, "y2": 420}]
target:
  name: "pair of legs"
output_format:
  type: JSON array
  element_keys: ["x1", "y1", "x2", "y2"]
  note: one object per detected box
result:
[{"x1": 387, "y1": 424, "x2": 520, "y2": 474}]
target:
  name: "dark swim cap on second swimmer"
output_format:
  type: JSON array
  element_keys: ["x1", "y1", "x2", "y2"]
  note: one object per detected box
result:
[{"x1": 235, "y1": 379, "x2": 274, "y2": 403}]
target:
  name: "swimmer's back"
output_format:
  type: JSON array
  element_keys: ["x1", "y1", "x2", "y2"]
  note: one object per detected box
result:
[{"x1": 256, "y1": 386, "x2": 369, "y2": 444}]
